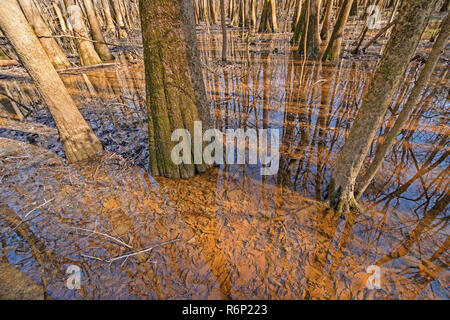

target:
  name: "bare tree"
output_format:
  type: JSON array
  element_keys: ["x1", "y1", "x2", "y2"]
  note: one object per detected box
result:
[{"x1": 0, "y1": 0, "x2": 103, "y2": 162}]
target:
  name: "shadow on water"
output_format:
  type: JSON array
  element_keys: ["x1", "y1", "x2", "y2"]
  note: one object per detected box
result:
[{"x1": 0, "y1": 32, "x2": 448, "y2": 299}]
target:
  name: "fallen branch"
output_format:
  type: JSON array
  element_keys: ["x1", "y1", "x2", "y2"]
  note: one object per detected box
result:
[
  {"x1": 69, "y1": 226, "x2": 133, "y2": 249},
  {"x1": 362, "y1": 20, "x2": 396, "y2": 53},
  {"x1": 108, "y1": 238, "x2": 182, "y2": 262},
  {"x1": 12, "y1": 197, "x2": 55, "y2": 231}
]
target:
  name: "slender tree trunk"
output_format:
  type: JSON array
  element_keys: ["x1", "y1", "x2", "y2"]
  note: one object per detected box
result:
[
  {"x1": 54, "y1": 3, "x2": 68, "y2": 34},
  {"x1": 350, "y1": 0, "x2": 358, "y2": 16},
  {"x1": 220, "y1": 0, "x2": 227, "y2": 61},
  {"x1": 17, "y1": 0, "x2": 71, "y2": 70},
  {"x1": 356, "y1": 12, "x2": 450, "y2": 199},
  {"x1": 292, "y1": 0, "x2": 306, "y2": 42},
  {"x1": 320, "y1": 0, "x2": 333, "y2": 40},
  {"x1": 110, "y1": 0, "x2": 127, "y2": 38},
  {"x1": 139, "y1": 0, "x2": 213, "y2": 178},
  {"x1": 101, "y1": 0, "x2": 116, "y2": 32},
  {"x1": 327, "y1": 0, "x2": 437, "y2": 212},
  {"x1": 64, "y1": 0, "x2": 103, "y2": 65},
  {"x1": 258, "y1": 0, "x2": 277, "y2": 32},
  {"x1": 298, "y1": 0, "x2": 321, "y2": 59},
  {"x1": 322, "y1": 0, "x2": 353, "y2": 61},
  {"x1": 0, "y1": 0, "x2": 103, "y2": 162},
  {"x1": 292, "y1": 0, "x2": 303, "y2": 31},
  {"x1": 83, "y1": 0, "x2": 113, "y2": 61},
  {"x1": 209, "y1": 0, "x2": 218, "y2": 24}
]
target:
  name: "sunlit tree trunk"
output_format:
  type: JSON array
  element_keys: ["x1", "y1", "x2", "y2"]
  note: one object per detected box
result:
[
  {"x1": 209, "y1": 0, "x2": 218, "y2": 24},
  {"x1": 298, "y1": 0, "x2": 322, "y2": 59},
  {"x1": 292, "y1": 0, "x2": 306, "y2": 42},
  {"x1": 101, "y1": 0, "x2": 116, "y2": 32},
  {"x1": 322, "y1": 0, "x2": 353, "y2": 61},
  {"x1": 82, "y1": 0, "x2": 113, "y2": 61},
  {"x1": 320, "y1": 0, "x2": 333, "y2": 40},
  {"x1": 17, "y1": 0, "x2": 71, "y2": 70},
  {"x1": 110, "y1": 0, "x2": 128, "y2": 38},
  {"x1": 292, "y1": 0, "x2": 303, "y2": 32},
  {"x1": 327, "y1": 0, "x2": 436, "y2": 212},
  {"x1": 140, "y1": 0, "x2": 212, "y2": 178},
  {"x1": 53, "y1": 3, "x2": 68, "y2": 34},
  {"x1": 0, "y1": 0, "x2": 103, "y2": 162},
  {"x1": 64, "y1": 0, "x2": 103, "y2": 65},
  {"x1": 258, "y1": 0, "x2": 277, "y2": 33},
  {"x1": 356, "y1": 12, "x2": 450, "y2": 199}
]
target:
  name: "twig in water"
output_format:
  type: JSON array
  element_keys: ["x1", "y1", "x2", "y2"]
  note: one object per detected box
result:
[
  {"x1": 69, "y1": 226, "x2": 133, "y2": 249},
  {"x1": 107, "y1": 238, "x2": 182, "y2": 263},
  {"x1": 12, "y1": 197, "x2": 55, "y2": 231}
]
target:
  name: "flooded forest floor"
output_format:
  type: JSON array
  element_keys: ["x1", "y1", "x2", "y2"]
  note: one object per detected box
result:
[{"x1": 0, "y1": 18, "x2": 448, "y2": 299}]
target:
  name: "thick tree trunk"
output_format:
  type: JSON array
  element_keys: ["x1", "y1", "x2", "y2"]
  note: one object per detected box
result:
[
  {"x1": 327, "y1": 0, "x2": 436, "y2": 212},
  {"x1": 64, "y1": 0, "x2": 103, "y2": 66},
  {"x1": 356, "y1": 12, "x2": 450, "y2": 199},
  {"x1": 298, "y1": 0, "x2": 321, "y2": 59},
  {"x1": 322, "y1": 0, "x2": 353, "y2": 61},
  {"x1": 0, "y1": 0, "x2": 103, "y2": 162},
  {"x1": 17, "y1": 0, "x2": 71, "y2": 70},
  {"x1": 82, "y1": 0, "x2": 114, "y2": 61},
  {"x1": 140, "y1": 0, "x2": 213, "y2": 178}
]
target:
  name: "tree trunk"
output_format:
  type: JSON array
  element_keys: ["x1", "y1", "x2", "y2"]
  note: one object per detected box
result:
[
  {"x1": 82, "y1": 0, "x2": 113, "y2": 61},
  {"x1": 322, "y1": 0, "x2": 353, "y2": 61},
  {"x1": 101, "y1": 0, "x2": 116, "y2": 33},
  {"x1": 54, "y1": 3, "x2": 68, "y2": 34},
  {"x1": 258, "y1": 0, "x2": 277, "y2": 33},
  {"x1": 139, "y1": 0, "x2": 213, "y2": 178},
  {"x1": 320, "y1": 0, "x2": 333, "y2": 40},
  {"x1": 356, "y1": 12, "x2": 450, "y2": 199},
  {"x1": 17, "y1": 0, "x2": 71, "y2": 70},
  {"x1": 0, "y1": 0, "x2": 103, "y2": 162},
  {"x1": 327, "y1": 0, "x2": 436, "y2": 212},
  {"x1": 64, "y1": 0, "x2": 103, "y2": 66},
  {"x1": 220, "y1": 0, "x2": 227, "y2": 61},
  {"x1": 298, "y1": 0, "x2": 321, "y2": 59},
  {"x1": 110, "y1": 0, "x2": 128, "y2": 38}
]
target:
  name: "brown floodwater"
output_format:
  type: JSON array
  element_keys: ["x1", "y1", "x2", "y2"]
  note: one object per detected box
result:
[{"x1": 0, "y1": 31, "x2": 448, "y2": 299}]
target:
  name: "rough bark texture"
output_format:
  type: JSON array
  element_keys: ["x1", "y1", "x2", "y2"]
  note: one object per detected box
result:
[
  {"x1": 356, "y1": 12, "x2": 450, "y2": 199},
  {"x1": 322, "y1": 0, "x2": 353, "y2": 61},
  {"x1": 140, "y1": 0, "x2": 213, "y2": 178},
  {"x1": 0, "y1": 0, "x2": 103, "y2": 163},
  {"x1": 327, "y1": 0, "x2": 437, "y2": 211},
  {"x1": 82, "y1": 0, "x2": 114, "y2": 61},
  {"x1": 18, "y1": 0, "x2": 71, "y2": 70}
]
